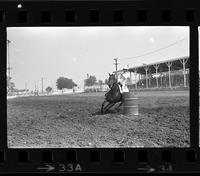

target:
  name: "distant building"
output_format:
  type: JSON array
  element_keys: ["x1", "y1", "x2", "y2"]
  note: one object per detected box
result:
[{"x1": 84, "y1": 84, "x2": 109, "y2": 92}]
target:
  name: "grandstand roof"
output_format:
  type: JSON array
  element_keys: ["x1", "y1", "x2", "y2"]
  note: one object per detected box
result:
[{"x1": 116, "y1": 56, "x2": 189, "y2": 75}]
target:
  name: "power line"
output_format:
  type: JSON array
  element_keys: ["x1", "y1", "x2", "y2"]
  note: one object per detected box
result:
[{"x1": 120, "y1": 36, "x2": 189, "y2": 61}]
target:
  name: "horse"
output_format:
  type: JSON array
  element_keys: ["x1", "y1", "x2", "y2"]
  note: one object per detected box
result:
[{"x1": 101, "y1": 73, "x2": 123, "y2": 114}]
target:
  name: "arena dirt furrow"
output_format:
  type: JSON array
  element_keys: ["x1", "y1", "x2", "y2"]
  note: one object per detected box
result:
[{"x1": 7, "y1": 91, "x2": 189, "y2": 148}]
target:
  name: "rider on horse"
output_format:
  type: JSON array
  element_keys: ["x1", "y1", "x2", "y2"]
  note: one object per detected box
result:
[
  {"x1": 101, "y1": 65, "x2": 130, "y2": 114},
  {"x1": 117, "y1": 65, "x2": 130, "y2": 94}
]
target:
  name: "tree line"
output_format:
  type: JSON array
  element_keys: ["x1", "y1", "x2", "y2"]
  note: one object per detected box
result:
[
  {"x1": 47, "y1": 76, "x2": 108, "y2": 92},
  {"x1": 84, "y1": 75, "x2": 108, "y2": 87},
  {"x1": 7, "y1": 74, "x2": 109, "y2": 94}
]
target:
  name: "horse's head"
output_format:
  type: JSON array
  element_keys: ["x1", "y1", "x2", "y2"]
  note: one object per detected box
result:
[{"x1": 107, "y1": 73, "x2": 117, "y2": 88}]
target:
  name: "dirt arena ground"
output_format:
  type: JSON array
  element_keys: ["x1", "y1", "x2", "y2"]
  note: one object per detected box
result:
[{"x1": 7, "y1": 90, "x2": 189, "y2": 148}]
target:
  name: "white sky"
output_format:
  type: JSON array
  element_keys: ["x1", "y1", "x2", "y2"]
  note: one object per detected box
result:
[{"x1": 7, "y1": 26, "x2": 189, "y2": 91}]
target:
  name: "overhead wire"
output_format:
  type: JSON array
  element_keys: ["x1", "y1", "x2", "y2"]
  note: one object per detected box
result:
[{"x1": 119, "y1": 36, "x2": 189, "y2": 61}]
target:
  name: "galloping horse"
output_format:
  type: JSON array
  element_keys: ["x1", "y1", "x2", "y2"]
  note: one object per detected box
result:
[{"x1": 101, "y1": 73, "x2": 123, "y2": 114}]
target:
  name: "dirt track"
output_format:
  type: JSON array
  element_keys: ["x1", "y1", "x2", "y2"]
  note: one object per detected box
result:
[{"x1": 7, "y1": 90, "x2": 189, "y2": 148}]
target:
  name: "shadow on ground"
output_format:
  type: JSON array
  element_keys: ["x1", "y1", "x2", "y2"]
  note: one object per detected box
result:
[{"x1": 91, "y1": 108, "x2": 123, "y2": 116}]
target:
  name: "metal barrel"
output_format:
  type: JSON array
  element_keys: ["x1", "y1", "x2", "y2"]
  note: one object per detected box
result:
[{"x1": 123, "y1": 92, "x2": 139, "y2": 116}]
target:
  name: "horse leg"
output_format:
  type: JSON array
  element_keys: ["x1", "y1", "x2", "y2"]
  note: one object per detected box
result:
[
  {"x1": 101, "y1": 100, "x2": 108, "y2": 114},
  {"x1": 102, "y1": 102, "x2": 112, "y2": 114},
  {"x1": 104, "y1": 102, "x2": 116, "y2": 113},
  {"x1": 115, "y1": 101, "x2": 123, "y2": 111}
]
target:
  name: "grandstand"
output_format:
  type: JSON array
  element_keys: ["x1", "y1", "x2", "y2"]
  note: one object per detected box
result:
[{"x1": 114, "y1": 56, "x2": 189, "y2": 90}]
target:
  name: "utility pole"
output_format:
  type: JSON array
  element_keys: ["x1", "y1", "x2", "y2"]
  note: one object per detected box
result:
[
  {"x1": 143, "y1": 64, "x2": 149, "y2": 89},
  {"x1": 7, "y1": 40, "x2": 12, "y2": 93},
  {"x1": 25, "y1": 82, "x2": 27, "y2": 94},
  {"x1": 114, "y1": 58, "x2": 119, "y2": 78},
  {"x1": 41, "y1": 77, "x2": 43, "y2": 93},
  {"x1": 34, "y1": 84, "x2": 37, "y2": 96},
  {"x1": 36, "y1": 85, "x2": 38, "y2": 96}
]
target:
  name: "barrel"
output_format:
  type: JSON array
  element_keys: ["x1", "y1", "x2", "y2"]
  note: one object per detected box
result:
[{"x1": 123, "y1": 92, "x2": 139, "y2": 116}]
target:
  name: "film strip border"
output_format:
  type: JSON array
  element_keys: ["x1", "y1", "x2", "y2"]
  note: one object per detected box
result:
[
  {"x1": 0, "y1": 1, "x2": 199, "y2": 25},
  {"x1": 0, "y1": 0, "x2": 199, "y2": 173},
  {"x1": 0, "y1": 149, "x2": 200, "y2": 172}
]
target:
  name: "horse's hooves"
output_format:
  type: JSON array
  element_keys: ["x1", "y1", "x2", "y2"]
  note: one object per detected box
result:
[{"x1": 115, "y1": 108, "x2": 121, "y2": 112}]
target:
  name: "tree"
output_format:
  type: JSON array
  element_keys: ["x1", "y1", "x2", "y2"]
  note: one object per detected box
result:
[
  {"x1": 56, "y1": 77, "x2": 77, "y2": 90},
  {"x1": 10, "y1": 82, "x2": 15, "y2": 90},
  {"x1": 98, "y1": 80, "x2": 103, "y2": 91},
  {"x1": 85, "y1": 75, "x2": 97, "y2": 86},
  {"x1": 46, "y1": 86, "x2": 52, "y2": 92},
  {"x1": 98, "y1": 80, "x2": 103, "y2": 85},
  {"x1": 7, "y1": 75, "x2": 15, "y2": 92}
]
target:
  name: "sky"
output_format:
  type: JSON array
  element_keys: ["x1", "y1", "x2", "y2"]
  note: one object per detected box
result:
[{"x1": 7, "y1": 26, "x2": 189, "y2": 91}]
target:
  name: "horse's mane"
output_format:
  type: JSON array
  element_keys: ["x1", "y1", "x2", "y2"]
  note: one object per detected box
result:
[
  {"x1": 111, "y1": 82, "x2": 120, "y2": 90},
  {"x1": 105, "y1": 82, "x2": 121, "y2": 100}
]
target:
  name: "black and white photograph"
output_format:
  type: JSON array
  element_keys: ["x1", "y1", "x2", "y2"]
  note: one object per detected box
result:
[{"x1": 7, "y1": 27, "x2": 190, "y2": 148}]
